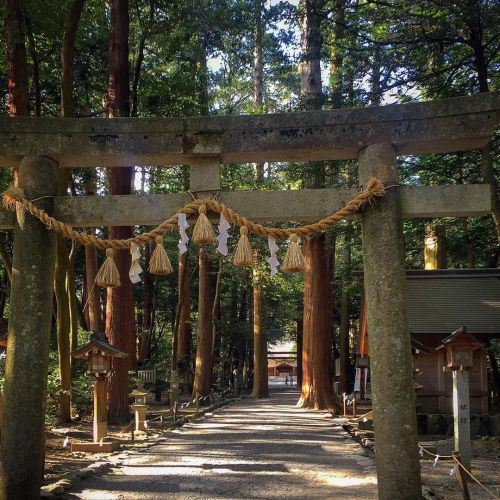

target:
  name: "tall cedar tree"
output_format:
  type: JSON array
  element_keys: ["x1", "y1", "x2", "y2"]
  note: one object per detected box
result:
[
  {"x1": 297, "y1": 0, "x2": 336, "y2": 410},
  {"x1": 106, "y1": 0, "x2": 136, "y2": 424}
]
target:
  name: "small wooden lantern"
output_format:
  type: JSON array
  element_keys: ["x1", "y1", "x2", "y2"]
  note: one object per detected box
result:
[
  {"x1": 71, "y1": 332, "x2": 127, "y2": 450},
  {"x1": 73, "y1": 331, "x2": 127, "y2": 378},
  {"x1": 436, "y1": 327, "x2": 485, "y2": 370}
]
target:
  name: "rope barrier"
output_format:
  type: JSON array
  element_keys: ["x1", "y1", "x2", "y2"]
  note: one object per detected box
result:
[
  {"x1": 418, "y1": 444, "x2": 499, "y2": 499},
  {"x1": 2, "y1": 177, "x2": 385, "y2": 249},
  {"x1": 452, "y1": 458, "x2": 500, "y2": 499}
]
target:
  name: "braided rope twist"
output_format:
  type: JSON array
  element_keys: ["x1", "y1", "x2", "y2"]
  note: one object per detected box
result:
[{"x1": 2, "y1": 177, "x2": 385, "y2": 249}]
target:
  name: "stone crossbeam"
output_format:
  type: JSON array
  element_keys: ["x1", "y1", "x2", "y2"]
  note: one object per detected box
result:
[
  {"x1": 0, "y1": 184, "x2": 489, "y2": 229},
  {"x1": 0, "y1": 93, "x2": 498, "y2": 167}
]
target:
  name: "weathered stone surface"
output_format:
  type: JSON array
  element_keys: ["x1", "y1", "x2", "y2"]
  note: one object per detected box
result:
[
  {"x1": 0, "y1": 93, "x2": 498, "y2": 167},
  {"x1": 427, "y1": 414, "x2": 447, "y2": 435},
  {"x1": 489, "y1": 414, "x2": 500, "y2": 436},
  {"x1": 0, "y1": 156, "x2": 58, "y2": 500},
  {"x1": 359, "y1": 144, "x2": 421, "y2": 499},
  {"x1": 0, "y1": 184, "x2": 490, "y2": 229}
]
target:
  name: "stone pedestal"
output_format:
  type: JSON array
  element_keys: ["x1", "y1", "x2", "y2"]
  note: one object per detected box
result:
[{"x1": 132, "y1": 404, "x2": 147, "y2": 432}]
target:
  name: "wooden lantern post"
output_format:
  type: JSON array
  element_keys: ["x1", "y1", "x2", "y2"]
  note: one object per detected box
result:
[
  {"x1": 72, "y1": 332, "x2": 127, "y2": 452},
  {"x1": 436, "y1": 327, "x2": 485, "y2": 470}
]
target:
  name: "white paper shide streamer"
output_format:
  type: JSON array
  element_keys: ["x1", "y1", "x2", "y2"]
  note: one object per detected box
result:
[
  {"x1": 267, "y1": 236, "x2": 279, "y2": 276},
  {"x1": 178, "y1": 213, "x2": 190, "y2": 255},
  {"x1": 216, "y1": 213, "x2": 230, "y2": 256},
  {"x1": 129, "y1": 242, "x2": 143, "y2": 284}
]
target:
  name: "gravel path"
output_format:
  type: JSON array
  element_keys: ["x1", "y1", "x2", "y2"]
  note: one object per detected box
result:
[{"x1": 69, "y1": 389, "x2": 377, "y2": 499}]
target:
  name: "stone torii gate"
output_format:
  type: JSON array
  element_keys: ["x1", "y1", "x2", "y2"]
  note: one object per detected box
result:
[{"x1": 0, "y1": 92, "x2": 498, "y2": 499}]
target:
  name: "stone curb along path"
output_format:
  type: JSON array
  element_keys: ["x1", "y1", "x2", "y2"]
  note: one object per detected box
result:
[{"x1": 40, "y1": 397, "x2": 241, "y2": 498}]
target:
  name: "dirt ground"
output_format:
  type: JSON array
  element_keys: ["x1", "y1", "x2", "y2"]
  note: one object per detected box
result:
[{"x1": 419, "y1": 435, "x2": 500, "y2": 499}]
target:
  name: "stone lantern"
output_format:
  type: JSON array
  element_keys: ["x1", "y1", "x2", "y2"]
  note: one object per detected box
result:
[
  {"x1": 436, "y1": 327, "x2": 485, "y2": 470},
  {"x1": 71, "y1": 332, "x2": 127, "y2": 452},
  {"x1": 130, "y1": 389, "x2": 148, "y2": 432}
]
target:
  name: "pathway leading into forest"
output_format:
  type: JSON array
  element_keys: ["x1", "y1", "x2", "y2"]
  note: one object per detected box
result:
[{"x1": 68, "y1": 389, "x2": 377, "y2": 499}]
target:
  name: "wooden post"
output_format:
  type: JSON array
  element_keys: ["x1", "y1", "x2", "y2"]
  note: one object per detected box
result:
[
  {"x1": 0, "y1": 156, "x2": 58, "y2": 499},
  {"x1": 359, "y1": 144, "x2": 422, "y2": 499},
  {"x1": 452, "y1": 451, "x2": 471, "y2": 500},
  {"x1": 343, "y1": 393, "x2": 347, "y2": 417},
  {"x1": 453, "y1": 370, "x2": 472, "y2": 470},
  {"x1": 94, "y1": 378, "x2": 108, "y2": 442}
]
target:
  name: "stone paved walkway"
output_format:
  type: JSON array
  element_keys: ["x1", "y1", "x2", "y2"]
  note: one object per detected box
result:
[{"x1": 68, "y1": 389, "x2": 377, "y2": 499}]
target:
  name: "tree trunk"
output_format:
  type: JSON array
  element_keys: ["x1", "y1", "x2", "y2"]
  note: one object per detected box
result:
[
  {"x1": 0, "y1": 156, "x2": 57, "y2": 500},
  {"x1": 329, "y1": 0, "x2": 345, "y2": 109},
  {"x1": 251, "y1": 267, "x2": 268, "y2": 398},
  {"x1": 299, "y1": 234, "x2": 336, "y2": 410},
  {"x1": 176, "y1": 251, "x2": 191, "y2": 381},
  {"x1": 67, "y1": 242, "x2": 79, "y2": 375},
  {"x1": 192, "y1": 248, "x2": 213, "y2": 398},
  {"x1": 55, "y1": 234, "x2": 72, "y2": 422},
  {"x1": 106, "y1": 0, "x2": 134, "y2": 424},
  {"x1": 138, "y1": 244, "x2": 153, "y2": 364},
  {"x1": 24, "y1": 11, "x2": 41, "y2": 116},
  {"x1": 298, "y1": 0, "x2": 323, "y2": 110},
  {"x1": 5, "y1": 0, "x2": 30, "y2": 117},
  {"x1": 339, "y1": 236, "x2": 351, "y2": 394},
  {"x1": 253, "y1": 0, "x2": 265, "y2": 182},
  {"x1": 61, "y1": 0, "x2": 85, "y2": 117},
  {"x1": 296, "y1": 317, "x2": 303, "y2": 389},
  {"x1": 424, "y1": 224, "x2": 447, "y2": 270},
  {"x1": 53, "y1": 0, "x2": 86, "y2": 421}
]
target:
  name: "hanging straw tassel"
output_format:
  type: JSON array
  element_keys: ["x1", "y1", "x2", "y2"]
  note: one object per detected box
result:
[
  {"x1": 282, "y1": 233, "x2": 304, "y2": 273},
  {"x1": 96, "y1": 248, "x2": 121, "y2": 288},
  {"x1": 149, "y1": 236, "x2": 173, "y2": 275},
  {"x1": 233, "y1": 226, "x2": 253, "y2": 267},
  {"x1": 192, "y1": 204, "x2": 215, "y2": 245}
]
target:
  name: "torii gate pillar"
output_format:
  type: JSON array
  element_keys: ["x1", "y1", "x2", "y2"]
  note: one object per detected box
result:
[
  {"x1": 0, "y1": 156, "x2": 58, "y2": 499},
  {"x1": 359, "y1": 144, "x2": 421, "y2": 499}
]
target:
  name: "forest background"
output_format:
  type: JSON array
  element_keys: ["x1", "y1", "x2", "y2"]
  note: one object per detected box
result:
[{"x1": 0, "y1": 0, "x2": 498, "y2": 423}]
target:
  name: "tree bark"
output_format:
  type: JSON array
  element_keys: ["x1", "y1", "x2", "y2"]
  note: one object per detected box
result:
[
  {"x1": 61, "y1": 0, "x2": 85, "y2": 117},
  {"x1": 251, "y1": 267, "x2": 268, "y2": 398},
  {"x1": 5, "y1": 0, "x2": 30, "y2": 117},
  {"x1": 53, "y1": 0, "x2": 86, "y2": 422},
  {"x1": 296, "y1": 317, "x2": 303, "y2": 389},
  {"x1": 424, "y1": 224, "x2": 447, "y2": 270},
  {"x1": 329, "y1": 0, "x2": 345, "y2": 109},
  {"x1": 0, "y1": 156, "x2": 57, "y2": 500},
  {"x1": 55, "y1": 234, "x2": 72, "y2": 422},
  {"x1": 298, "y1": 234, "x2": 336, "y2": 410},
  {"x1": 298, "y1": 0, "x2": 323, "y2": 110},
  {"x1": 67, "y1": 242, "x2": 79, "y2": 374},
  {"x1": 192, "y1": 248, "x2": 213, "y2": 398},
  {"x1": 339, "y1": 239, "x2": 351, "y2": 394},
  {"x1": 253, "y1": 0, "x2": 265, "y2": 181},
  {"x1": 106, "y1": 0, "x2": 134, "y2": 424},
  {"x1": 24, "y1": 11, "x2": 40, "y2": 116},
  {"x1": 176, "y1": 251, "x2": 191, "y2": 381},
  {"x1": 359, "y1": 143, "x2": 421, "y2": 499}
]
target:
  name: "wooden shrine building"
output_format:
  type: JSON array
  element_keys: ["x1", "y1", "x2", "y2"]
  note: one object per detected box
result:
[{"x1": 358, "y1": 269, "x2": 500, "y2": 412}]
